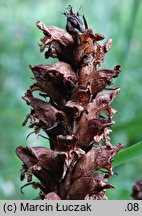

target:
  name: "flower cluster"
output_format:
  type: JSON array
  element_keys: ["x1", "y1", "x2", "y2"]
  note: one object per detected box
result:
[{"x1": 16, "y1": 6, "x2": 123, "y2": 200}]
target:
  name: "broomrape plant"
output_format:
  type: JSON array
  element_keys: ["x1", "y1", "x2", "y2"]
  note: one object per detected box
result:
[{"x1": 16, "y1": 6, "x2": 124, "y2": 200}]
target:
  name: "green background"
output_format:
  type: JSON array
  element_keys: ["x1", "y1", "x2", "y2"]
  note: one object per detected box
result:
[{"x1": 0, "y1": 0, "x2": 142, "y2": 199}]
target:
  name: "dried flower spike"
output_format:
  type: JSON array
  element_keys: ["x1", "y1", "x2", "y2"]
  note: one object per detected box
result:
[{"x1": 16, "y1": 5, "x2": 123, "y2": 200}]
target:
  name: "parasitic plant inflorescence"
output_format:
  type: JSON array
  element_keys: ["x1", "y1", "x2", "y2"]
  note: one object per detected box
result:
[{"x1": 16, "y1": 6, "x2": 123, "y2": 200}]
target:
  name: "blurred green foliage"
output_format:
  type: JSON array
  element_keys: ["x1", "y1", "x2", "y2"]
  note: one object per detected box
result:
[{"x1": 0, "y1": 0, "x2": 142, "y2": 199}]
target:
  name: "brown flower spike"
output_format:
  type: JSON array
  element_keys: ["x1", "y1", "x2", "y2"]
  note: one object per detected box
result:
[{"x1": 16, "y1": 6, "x2": 123, "y2": 200}]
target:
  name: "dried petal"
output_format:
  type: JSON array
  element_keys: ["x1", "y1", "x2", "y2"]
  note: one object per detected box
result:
[
  {"x1": 36, "y1": 21, "x2": 77, "y2": 67},
  {"x1": 16, "y1": 146, "x2": 66, "y2": 192},
  {"x1": 29, "y1": 62, "x2": 78, "y2": 105},
  {"x1": 73, "y1": 114, "x2": 114, "y2": 149},
  {"x1": 70, "y1": 85, "x2": 91, "y2": 105},
  {"x1": 94, "y1": 39, "x2": 112, "y2": 68},
  {"x1": 103, "y1": 38, "x2": 112, "y2": 52},
  {"x1": 89, "y1": 65, "x2": 121, "y2": 96},
  {"x1": 75, "y1": 29, "x2": 96, "y2": 64},
  {"x1": 94, "y1": 33, "x2": 105, "y2": 41},
  {"x1": 66, "y1": 173, "x2": 114, "y2": 200},
  {"x1": 37, "y1": 21, "x2": 74, "y2": 51},
  {"x1": 22, "y1": 91, "x2": 58, "y2": 129},
  {"x1": 31, "y1": 61, "x2": 77, "y2": 86},
  {"x1": 72, "y1": 144, "x2": 123, "y2": 181},
  {"x1": 87, "y1": 88, "x2": 120, "y2": 119}
]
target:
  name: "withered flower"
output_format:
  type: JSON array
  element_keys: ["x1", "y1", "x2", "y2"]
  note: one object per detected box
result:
[
  {"x1": 131, "y1": 178, "x2": 142, "y2": 200},
  {"x1": 66, "y1": 174, "x2": 115, "y2": 200},
  {"x1": 16, "y1": 5, "x2": 123, "y2": 200}
]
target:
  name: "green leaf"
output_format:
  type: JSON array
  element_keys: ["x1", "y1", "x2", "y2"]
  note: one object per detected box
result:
[
  {"x1": 113, "y1": 117, "x2": 142, "y2": 141},
  {"x1": 112, "y1": 141, "x2": 142, "y2": 167}
]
